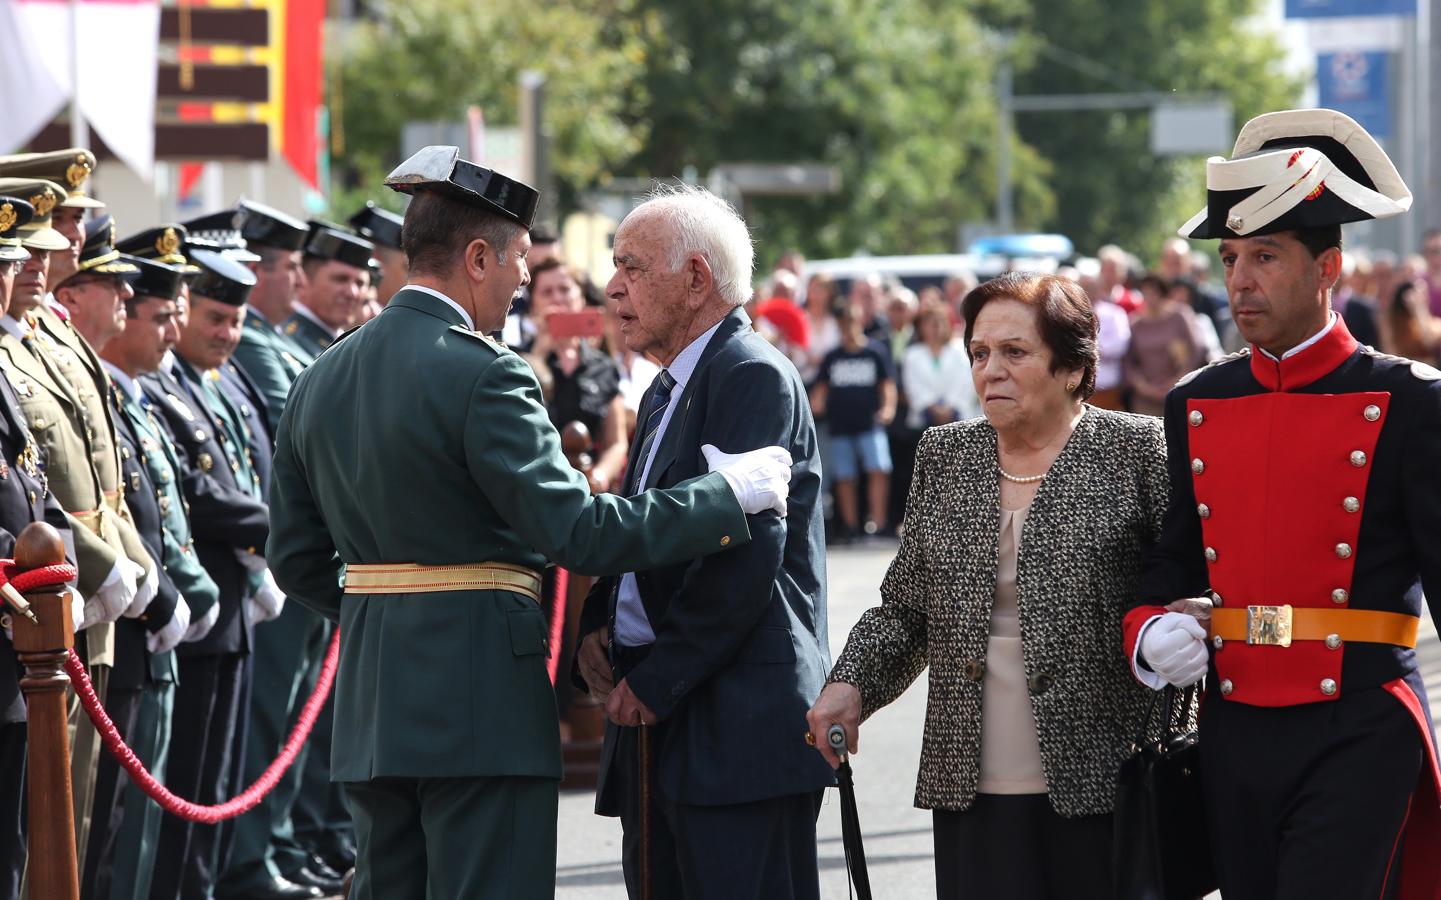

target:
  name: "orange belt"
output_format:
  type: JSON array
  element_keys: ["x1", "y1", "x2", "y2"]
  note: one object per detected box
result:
[
  {"x1": 1209, "y1": 606, "x2": 1418, "y2": 648},
  {"x1": 343, "y1": 562, "x2": 541, "y2": 602}
]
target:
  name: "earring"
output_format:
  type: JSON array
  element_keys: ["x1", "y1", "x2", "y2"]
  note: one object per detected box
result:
[{"x1": 1067, "y1": 381, "x2": 1077, "y2": 392}]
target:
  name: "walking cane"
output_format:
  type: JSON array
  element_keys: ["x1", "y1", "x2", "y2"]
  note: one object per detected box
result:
[
  {"x1": 828, "y1": 724, "x2": 873, "y2": 900},
  {"x1": 638, "y1": 724, "x2": 652, "y2": 900}
]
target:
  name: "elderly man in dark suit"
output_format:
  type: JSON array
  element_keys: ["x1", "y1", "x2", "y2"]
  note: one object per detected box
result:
[{"x1": 574, "y1": 185, "x2": 834, "y2": 899}]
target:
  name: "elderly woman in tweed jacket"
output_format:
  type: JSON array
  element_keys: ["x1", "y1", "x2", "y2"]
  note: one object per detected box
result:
[{"x1": 808, "y1": 272, "x2": 1171, "y2": 900}]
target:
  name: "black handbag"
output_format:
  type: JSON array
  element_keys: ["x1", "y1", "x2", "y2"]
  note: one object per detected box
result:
[{"x1": 1113, "y1": 685, "x2": 1217, "y2": 900}]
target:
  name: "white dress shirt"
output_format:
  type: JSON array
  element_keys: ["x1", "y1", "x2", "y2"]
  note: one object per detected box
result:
[{"x1": 403, "y1": 284, "x2": 476, "y2": 332}]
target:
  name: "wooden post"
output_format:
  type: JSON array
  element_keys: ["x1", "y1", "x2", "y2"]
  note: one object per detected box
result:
[{"x1": 9, "y1": 523, "x2": 79, "y2": 900}]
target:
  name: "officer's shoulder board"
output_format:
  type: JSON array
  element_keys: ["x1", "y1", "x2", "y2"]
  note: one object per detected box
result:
[
  {"x1": 448, "y1": 325, "x2": 506, "y2": 356},
  {"x1": 1359, "y1": 345, "x2": 1441, "y2": 381},
  {"x1": 1175, "y1": 347, "x2": 1251, "y2": 388}
]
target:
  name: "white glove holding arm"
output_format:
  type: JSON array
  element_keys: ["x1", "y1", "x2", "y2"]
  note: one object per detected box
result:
[
  {"x1": 183, "y1": 601, "x2": 219, "y2": 643},
  {"x1": 123, "y1": 560, "x2": 159, "y2": 618},
  {"x1": 70, "y1": 591, "x2": 88, "y2": 632},
  {"x1": 88, "y1": 557, "x2": 143, "y2": 626},
  {"x1": 245, "y1": 570, "x2": 285, "y2": 625},
  {"x1": 147, "y1": 595, "x2": 191, "y2": 655},
  {"x1": 1138, "y1": 611, "x2": 1210, "y2": 689},
  {"x1": 701, "y1": 444, "x2": 793, "y2": 517}
]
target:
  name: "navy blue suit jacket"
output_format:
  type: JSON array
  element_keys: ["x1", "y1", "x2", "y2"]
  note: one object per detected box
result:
[{"x1": 576, "y1": 309, "x2": 835, "y2": 811}]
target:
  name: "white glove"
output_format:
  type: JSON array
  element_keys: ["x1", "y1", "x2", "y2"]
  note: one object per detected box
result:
[
  {"x1": 701, "y1": 443, "x2": 793, "y2": 517},
  {"x1": 90, "y1": 557, "x2": 143, "y2": 625},
  {"x1": 246, "y1": 570, "x2": 285, "y2": 624},
  {"x1": 123, "y1": 560, "x2": 160, "y2": 618},
  {"x1": 70, "y1": 591, "x2": 88, "y2": 631},
  {"x1": 236, "y1": 549, "x2": 267, "y2": 573},
  {"x1": 147, "y1": 595, "x2": 191, "y2": 655},
  {"x1": 183, "y1": 601, "x2": 219, "y2": 643},
  {"x1": 1139, "y1": 612, "x2": 1210, "y2": 688}
]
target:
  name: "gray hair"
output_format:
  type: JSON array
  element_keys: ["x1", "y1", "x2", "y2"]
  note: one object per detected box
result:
[{"x1": 625, "y1": 184, "x2": 754, "y2": 307}]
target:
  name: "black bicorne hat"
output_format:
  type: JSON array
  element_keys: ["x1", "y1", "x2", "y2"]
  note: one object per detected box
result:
[
  {"x1": 236, "y1": 199, "x2": 309, "y2": 251},
  {"x1": 188, "y1": 248, "x2": 257, "y2": 306},
  {"x1": 384, "y1": 146, "x2": 538, "y2": 229},
  {"x1": 181, "y1": 209, "x2": 261, "y2": 264},
  {"x1": 303, "y1": 221, "x2": 375, "y2": 270},
  {"x1": 347, "y1": 202, "x2": 404, "y2": 250},
  {"x1": 125, "y1": 255, "x2": 186, "y2": 301},
  {"x1": 1179, "y1": 108, "x2": 1411, "y2": 240}
]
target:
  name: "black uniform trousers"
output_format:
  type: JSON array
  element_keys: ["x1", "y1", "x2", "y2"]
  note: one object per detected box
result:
[
  {"x1": 149, "y1": 653, "x2": 246, "y2": 900},
  {"x1": 0, "y1": 721, "x2": 25, "y2": 899},
  {"x1": 1200, "y1": 686, "x2": 1422, "y2": 900},
  {"x1": 82, "y1": 683, "x2": 142, "y2": 900},
  {"x1": 610, "y1": 719, "x2": 824, "y2": 900}
]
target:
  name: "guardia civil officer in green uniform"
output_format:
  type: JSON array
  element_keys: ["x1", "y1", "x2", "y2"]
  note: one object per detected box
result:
[
  {"x1": 230, "y1": 200, "x2": 313, "y2": 431},
  {"x1": 94, "y1": 252, "x2": 215, "y2": 900},
  {"x1": 268, "y1": 146, "x2": 794, "y2": 899},
  {"x1": 220, "y1": 214, "x2": 351, "y2": 897},
  {"x1": 282, "y1": 221, "x2": 373, "y2": 358},
  {"x1": 348, "y1": 202, "x2": 407, "y2": 305},
  {"x1": 217, "y1": 205, "x2": 355, "y2": 900}
]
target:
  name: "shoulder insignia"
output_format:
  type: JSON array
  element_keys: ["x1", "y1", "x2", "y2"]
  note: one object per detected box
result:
[
  {"x1": 1359, "y1": 346, "x2": 1441, "y2": 380},
  {"x1": 284, "y1": 322, "x2": 298, "y2": 335},
  {"x1": 448, "y1": 325, "x2": 504, "y2": 355},
  {"x1": 1175, "y1": 347, "x2": 1250, "y2": 388}
]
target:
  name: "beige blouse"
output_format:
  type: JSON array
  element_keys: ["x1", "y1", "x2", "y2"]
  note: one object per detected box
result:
[{"x1": 976, "y1": 504, "x2": 1048, "y2": 794}]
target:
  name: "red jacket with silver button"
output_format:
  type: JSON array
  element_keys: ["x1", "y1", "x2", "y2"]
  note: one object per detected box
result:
[{"x1": 1123, "y1": 316, "x2": 1441, "y2": 899}]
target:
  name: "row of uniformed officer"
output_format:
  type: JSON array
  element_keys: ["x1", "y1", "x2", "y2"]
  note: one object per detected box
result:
[{"x1": 0, "y1": 147, "x2": 376, "y2": 900}]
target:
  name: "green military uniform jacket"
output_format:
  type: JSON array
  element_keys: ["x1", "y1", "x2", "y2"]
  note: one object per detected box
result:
[
  {"x1": 280, "y1": 308, "x2": 336, "y2": 360},
  {"x1": 232, "y1": 308, "x2": 312, "y2": 433},
  {"x1": 269, "y1": 288, "x2": 751, "y2": 783},
  {"x1": 112, "y1": 383, "x2": 221, "y2": 619}
]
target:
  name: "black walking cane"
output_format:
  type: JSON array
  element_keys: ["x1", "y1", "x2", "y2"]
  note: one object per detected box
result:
[{"x1": 828, "y1": 723, "x2": 873, "y2": 900}]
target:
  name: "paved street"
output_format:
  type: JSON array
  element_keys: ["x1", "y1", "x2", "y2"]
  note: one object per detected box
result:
[{"x1": 556, "y1": 541, "x2": 1441, "y2": 899}]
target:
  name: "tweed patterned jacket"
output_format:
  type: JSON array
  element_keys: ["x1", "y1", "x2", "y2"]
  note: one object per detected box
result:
[{"x1": 829, "y1": 406, "x2": 1169, "y2": 817}]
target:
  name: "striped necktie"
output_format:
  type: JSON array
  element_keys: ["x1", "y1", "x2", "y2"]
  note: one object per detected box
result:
[{"x1": 625, "y1": 369, "x2": 676, "y2": 495}]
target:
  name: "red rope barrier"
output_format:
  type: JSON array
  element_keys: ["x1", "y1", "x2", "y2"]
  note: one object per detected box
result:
[
  {"x1": 65, "y1": 627, "x2": 340, "y2": 824},
  {"x1": 5, "y1": 558, "x2": 341, "y2": 825},
  {"x1": 547, "y1": 568, "x2": 569, "y2": 685}
]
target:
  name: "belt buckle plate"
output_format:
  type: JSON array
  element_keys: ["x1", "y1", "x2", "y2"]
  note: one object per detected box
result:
[{"x1": 1246, "y1": 604, "x2": 1293, "y2": 647}]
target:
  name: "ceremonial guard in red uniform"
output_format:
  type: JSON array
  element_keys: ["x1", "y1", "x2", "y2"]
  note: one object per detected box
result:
[{"x1": 1125, "y1": 109, "x2": 1441, "y2": 900}]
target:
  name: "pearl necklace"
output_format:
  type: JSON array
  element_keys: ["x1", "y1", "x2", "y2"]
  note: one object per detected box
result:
[{"x1": 998, "y1": 466, "x2": 1046, "y2": 484}]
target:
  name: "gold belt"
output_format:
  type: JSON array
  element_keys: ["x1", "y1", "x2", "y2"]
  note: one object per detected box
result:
[
  {"x1": 343, "y1": 562, "x2": 542, "y2": 602},
  {"x1": 1209, "y1": 606, "x2": 1418, "y2": 649},
  {"x1": 70, "y1": 507, "x2": 104, "y2": 536}
]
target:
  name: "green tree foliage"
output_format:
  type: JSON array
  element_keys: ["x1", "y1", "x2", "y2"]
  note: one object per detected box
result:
[
  {"x1": 609, "y1": 0, "x2": 1051, "y2": 262},
  {"x1": 330, "y1": 0, "x2": 1298, "y2": 265},
  {"x1": 330, "y1": 0, "x2": 646, "y2": 214},
  {"x1": 998, "y1": 0, "x2": 1301, "y2": 258}
]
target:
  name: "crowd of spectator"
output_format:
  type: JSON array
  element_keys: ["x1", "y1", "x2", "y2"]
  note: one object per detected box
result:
[{"x1": 504, "y1": 227, "x2": 1441, "y2": 545}]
